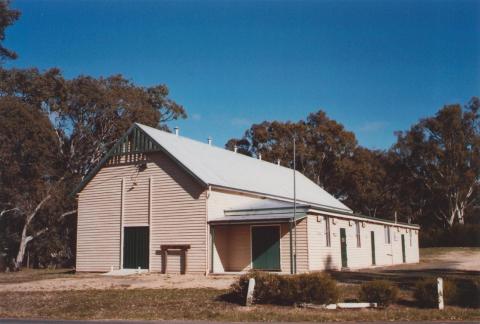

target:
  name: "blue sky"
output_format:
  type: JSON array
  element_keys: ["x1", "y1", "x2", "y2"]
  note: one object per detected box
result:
[{"x1": 5, "y1": 0, "x2": 479, "y2": 149}]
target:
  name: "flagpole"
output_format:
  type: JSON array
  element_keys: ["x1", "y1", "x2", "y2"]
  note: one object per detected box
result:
[{"x1": 293, "y1": 135, "x2": 297, "y2": 274}]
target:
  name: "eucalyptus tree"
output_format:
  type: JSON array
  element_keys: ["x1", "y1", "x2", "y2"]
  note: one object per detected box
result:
[{"x1": 0, "y1": 68, "x2": 186, "y2": 269}]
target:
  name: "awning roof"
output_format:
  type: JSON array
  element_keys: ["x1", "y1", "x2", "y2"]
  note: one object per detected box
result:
[
  {"x1": 208, "y1": 206, "x2": 308, "y2": 225},
  {"x1": 208, "y1": 206, "x2": 420, "y2": 229}
]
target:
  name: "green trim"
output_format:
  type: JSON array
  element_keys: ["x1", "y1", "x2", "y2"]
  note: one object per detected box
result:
[
  {"x1": 71, "y1": 123, "x2": 207, "y2": 196},
  {"x1": 71, "y1": 124, "x2": 137, "y2": 196}
]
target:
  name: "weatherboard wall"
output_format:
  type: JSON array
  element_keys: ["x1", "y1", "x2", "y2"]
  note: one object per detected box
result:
[
  {"x1": 307, "y1": 215, "x2": 419, "y2": 270},
  {"x1": 76, "y1": 151, "x2": 208, "y2": 273}
]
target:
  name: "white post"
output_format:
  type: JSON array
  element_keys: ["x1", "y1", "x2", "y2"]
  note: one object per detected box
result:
[
  {"x1": 245, "y1": 278, "x2": 256, "y2": 306},
  {"x1": 437, "y1": 277, "x2": 444, "y2": 310}
]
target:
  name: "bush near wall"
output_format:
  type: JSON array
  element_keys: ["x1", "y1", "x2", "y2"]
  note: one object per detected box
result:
[
  {"x1": 358, "y1": 280, "x2": 399, "y2": 307},
  {"x1": 420, "y1": 224, "x2": 480, "y2": 247},
  {"x1": 229, "y1": 271, "x2": 339, "y2": 305},
  {"x1": 455, "y1": 279, "x2": 480, "y2": 308},
  {"x1": 414, "y1": 278, "x2": 457, "y2": 308}
]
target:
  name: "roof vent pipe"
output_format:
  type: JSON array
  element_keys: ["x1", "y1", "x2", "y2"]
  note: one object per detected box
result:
[
  {"x1": 277, "y1": 159, "x2": 281, "y2": 165},
  {"x1": 174, "y1": 126, "x2": 179, "y2": 136},
  {"x1": 258, "y1": 153, "x2": 262, "y2": 160},
  {"x1": 207, "y1": 136, "x2": 212, "y2": 146},
  {"x1": 234, "y1": 145, "x2": 238, "y2": 153}
]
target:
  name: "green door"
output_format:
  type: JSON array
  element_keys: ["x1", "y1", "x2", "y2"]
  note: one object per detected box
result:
[
  {"x1": 401, "y1": 234, "x2": 406, "y2": 263},
  {"x1": 370, "y1": 231, "x2": 376, "y2": 265},
  {"x1": 123, "y1": 227, "x2": 149, "y2": 269},
  {"x1": 340, "y1": 228, "x2": 348, "y2": 268},
  {"x1": 252, "y1": 226, "x2": 280, "y2": 271}
]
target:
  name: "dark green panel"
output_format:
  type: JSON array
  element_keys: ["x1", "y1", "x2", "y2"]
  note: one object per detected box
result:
[
  {"x1": 252, "y1": 226, "x2": 280, "y2": 271},
  {"x1": 123, "y1": 227, "x2": 149, "y2": 269},
  {"x1": 401, "y1": 234, "x2": 406, "y2": 263},
  {"x1": 340, "y1": 228, "x2": 348, "y2": 268},
  {"x1": 370, "y1": 231, "x2": 376, "y2": 265}
]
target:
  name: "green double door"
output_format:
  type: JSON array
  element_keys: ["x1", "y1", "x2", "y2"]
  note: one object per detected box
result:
[
  {"x1": 123, "y1": 226, "x2": 149, "y2": 269},
  {"x1": 252, "y1": 226, "x2": 281, "y2": 271}
]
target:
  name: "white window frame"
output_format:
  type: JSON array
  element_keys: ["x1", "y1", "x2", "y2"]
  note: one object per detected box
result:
[
  {"x1": 325, "y1": 216, "x2": 331, "y2": 247},
  {"x1": 384, "y1": 225, "x2": 391, "y2": 244},
  {"x1": 355, "y1": 221, "x2": 361, "y2": 247}
]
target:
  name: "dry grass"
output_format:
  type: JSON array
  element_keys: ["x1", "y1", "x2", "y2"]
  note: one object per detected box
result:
[
  {"x1": 0, "y1": 268, "x2": 78, "y2": 284},
  {"x1": 420, "y1": 247, "x2": 480, "y2": 259},
  {"x1": 0, "y1": 289, "x2": 478, "y2": 322}
]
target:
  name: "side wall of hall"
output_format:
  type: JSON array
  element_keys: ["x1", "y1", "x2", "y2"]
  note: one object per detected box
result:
[{"x1": 307, "y1": 215, "x2": 419, "y2": 270}]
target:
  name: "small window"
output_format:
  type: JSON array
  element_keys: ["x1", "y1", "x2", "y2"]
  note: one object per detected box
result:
[
  {"x1": 355, "y1": 221, "x2": 361, "y2": 247},
  {"x1": 384, "y1": 225, "x2": 391, "y2": 244},
  {"x1": 409, "y1": 230, "x2": 412, "y2": 246},
  {"x1": 325, "y1": 216, "x2": 331, "y2": 247}
]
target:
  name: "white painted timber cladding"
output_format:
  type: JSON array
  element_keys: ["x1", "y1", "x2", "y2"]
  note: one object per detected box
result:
[
  {"x1": 307, "y1": 215, "x2": 419, "y2": 270},
  {"x1": 212, "y1": 220, "x2": 308, "y2": 273},
  {"x1": 77, "y1": 170, "x2": 122, "y2": 272},
  {"x1": 207, "y1": 189, "x2": 292, "y2": 220},
  {"x1": 77, "y1": 152, "x2": 207, "y2": 273}
]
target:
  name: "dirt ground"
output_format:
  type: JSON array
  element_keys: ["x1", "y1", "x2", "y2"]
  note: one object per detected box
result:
[
  {"x1": 370, "y1": 247, "x2": 480, "y2": 272},
  {"x1": 0, "y1": 247, "x2": 478, "y2": 292},
  {"x1": 0, "y1": 273, "x2": 237, "y2": 292}
]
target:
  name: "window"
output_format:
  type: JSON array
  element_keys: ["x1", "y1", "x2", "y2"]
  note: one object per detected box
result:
[
  {"x1": 409, "y1": 230, "x2": 412, "y2": 246},
  {"x1": 325, "y1": 216, "x2": 331, "y2": 247},
  {"x1": 384, "y1": 225, "x2": 391, "y2": 244},
  {"x1": 355, "y1": 221, "x2": 361, "y2": 247}
]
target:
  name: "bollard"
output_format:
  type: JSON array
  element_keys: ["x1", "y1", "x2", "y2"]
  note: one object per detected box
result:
[
  {"x1": 437, "y1": 277, "x2": 444, "y2": 310},
  {"x1": 245, "y1": 278, "x2": 255, "y2": 306}
]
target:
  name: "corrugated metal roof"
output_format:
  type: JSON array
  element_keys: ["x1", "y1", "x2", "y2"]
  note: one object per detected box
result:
[{"x1": 137, "y1": 123, "x2": 352, "y2": 213}]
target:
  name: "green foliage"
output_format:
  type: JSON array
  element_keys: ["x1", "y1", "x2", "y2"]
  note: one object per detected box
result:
[
  {"x1": 420, "y1": 224, "x2": 480, "y2": 247},
  {"x1": 455, "y1": 279, "x2": 480, "y2": 308},
  {"x1": 414, "y1": 278, "x2": 457, "y2": 308},
  {"x1": 230, "y1": 271, "x2": 339, "y2": 305},
  {"x1": 0, "y1": 0, "x2": 20, "y2": 61},
  {"x1": 358, "y1": 280, "x2": 399, "y2": 307},
  {"x1": 0, "y1": 67, "x2": 185, "y2": 270},
  {"x1": 226, "y1": 97, "x2": 480, "y2": 228}
]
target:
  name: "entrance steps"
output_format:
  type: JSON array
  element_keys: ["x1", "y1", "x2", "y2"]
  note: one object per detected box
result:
[{"x1": 102, "y1": 268, "x2": 148, "y2": 276}]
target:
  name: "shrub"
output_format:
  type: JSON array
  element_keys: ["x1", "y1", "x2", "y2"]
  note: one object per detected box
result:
[
  {"x1": 295, "y1": 273, "x2": 339, "y2": 305},
  {"x1": 358, "y1": 280, "x2": 399, "y2": 307},
  {"x1": 456, "y1": 279, "x2": 480, "y2": 308},
  {"x1": 420, "y1": 224, "x2": 480, "y2": 247},
  {"x1": 414, "y1": 278, "x2": 457, "y2": 308},
  {"x1": 229, "y1": 271, "x2": 339, "y2": 305}
]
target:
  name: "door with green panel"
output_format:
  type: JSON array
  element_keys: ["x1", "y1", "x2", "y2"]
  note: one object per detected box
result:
[
  {"x1": 370, "y1": 231, "x2": 376, "y2": 265},
  {"x1": 123, "y1": 226, "x2": 149, "y2": 269},
  {"x1": 340, "y1": 228, "x2": 348, "y2": 268},
  {"x1": 252, "y1": 226, "x2": 281, "y2": 271}
]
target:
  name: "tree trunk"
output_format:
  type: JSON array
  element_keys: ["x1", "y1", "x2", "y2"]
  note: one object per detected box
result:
[
  {"x1": 14, "y1": 220, "x2": 29, "y2": 271},
  {"x1": 12, "y1": 193, "x2": 53, "y2": 271}
]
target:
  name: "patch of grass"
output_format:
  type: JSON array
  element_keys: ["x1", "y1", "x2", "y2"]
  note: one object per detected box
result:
[
  {"x1": 0, "y1": 289, "x2": 478, "y2": 321},
  {"x1": 0, "y1": 268, "x2": 78, "y2": 284},
  {"x1": 420, "y1": 247, "x2": 480, "y2": 259}
]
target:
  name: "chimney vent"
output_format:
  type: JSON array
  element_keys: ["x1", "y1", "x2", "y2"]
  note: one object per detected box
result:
[
  {"x1": 207, "y1": 136, "x2": 212, "y2": 146},
  {"x1": 277, "y1": 159, "x2": 281, "y2": 165},
  {"x1": 174, "y1": 126, "x2": 179, "y2": 136},
  {"x1": 234, "y1": 145, "x2": 238, "y2": 153},
  {"x1": 258, "y1": 153, "x2": 262, "y2": 160}
]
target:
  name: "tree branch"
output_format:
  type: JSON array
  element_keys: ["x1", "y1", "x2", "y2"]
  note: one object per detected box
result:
[
  {"x1": 59, "y1": 209, "x2": 77, "y2": 220},
  {"x1": 0, "y1": 207, "x2": 20, "y2": 219}
]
